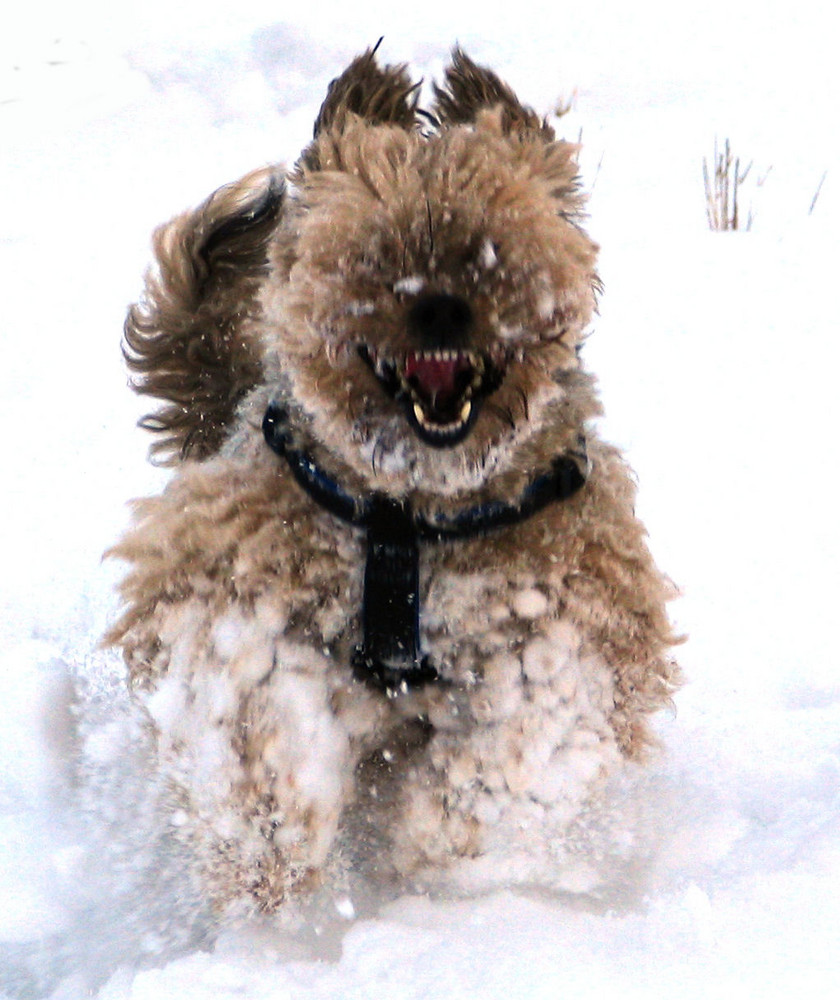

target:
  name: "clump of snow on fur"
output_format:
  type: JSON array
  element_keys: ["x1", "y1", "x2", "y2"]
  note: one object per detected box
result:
[
  {"x1": 512, "y1": 586, "x2": 549, "y2": 619},
  {"x1": 477, "y1": 238, "x2": 498, "y2": 270},
  {"x1": 393, "y1": 275, "x2": 425, "y2": 295},
  {"x1": 345, "y1": 301, "x2": 376, "y2": 317},
  {"x1": 536, "y1": 288, "x2": 556, "y2": 321}
]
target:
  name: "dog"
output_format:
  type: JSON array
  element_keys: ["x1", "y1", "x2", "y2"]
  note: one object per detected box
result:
[{"x1": 105, "y1": 46, "x2": 681, "y2": 911}]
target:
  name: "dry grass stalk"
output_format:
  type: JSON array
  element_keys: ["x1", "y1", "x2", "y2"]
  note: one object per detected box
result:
[
  {"x1": 809, "y1": 170, "x2": 828, "y2": 215},
  {"x1": 703, "y1": 137, "x2": 753, "y2": 231}
]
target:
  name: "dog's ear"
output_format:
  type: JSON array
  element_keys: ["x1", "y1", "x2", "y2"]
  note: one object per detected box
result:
[
  {"x1": 433, "y1": 47, "x2": 554, "y2": 140},
  {"x1": 124, "y1": 166, "x2": 285, "y2": 464},
  {"x1": 300, "y1": 42, "x2": 420, "y2": 170},
  {"x1": 436, "y1": 48, "x2": 586, "y2": 217}
]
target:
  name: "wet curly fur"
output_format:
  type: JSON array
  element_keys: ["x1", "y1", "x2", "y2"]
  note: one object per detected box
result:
[{"x1": 107, "y1": 46, "x2": 681, "y2": 910}]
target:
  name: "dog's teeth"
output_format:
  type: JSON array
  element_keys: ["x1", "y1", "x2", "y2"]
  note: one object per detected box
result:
[
  {"x1": 415, "y1": 349, "x2": 474, "y2": 363},
  {"x1": 459, "y1": 400, "x2": 472, "y2": 423},
  {"x1": 413, "y1": 403, "x2": 427, "y2": 427}
]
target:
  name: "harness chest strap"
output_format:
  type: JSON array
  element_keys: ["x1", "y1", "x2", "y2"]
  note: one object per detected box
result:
[{"x1": 262, "y1": 402, "x2": 587, "y2": 694}]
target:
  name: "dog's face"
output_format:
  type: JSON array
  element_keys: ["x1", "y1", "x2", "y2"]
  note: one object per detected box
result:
[
  {"x1": 125, "y1": 48, "x2": 601, "y2": 497},
  {"x1": 258, "y1": 51, "x2": 600, "y2": 497}
]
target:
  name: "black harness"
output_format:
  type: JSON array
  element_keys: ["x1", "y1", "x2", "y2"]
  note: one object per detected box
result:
[{"x1": 263, "y1": 402, "x2": 587, "y2": 695}]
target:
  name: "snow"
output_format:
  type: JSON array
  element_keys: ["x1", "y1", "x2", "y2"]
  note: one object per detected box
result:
[{"x1": 2, "y1": 1, "x2": 840, "y2": 996}]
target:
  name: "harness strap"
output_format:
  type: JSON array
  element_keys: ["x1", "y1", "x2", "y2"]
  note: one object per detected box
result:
[{"x1": 263, "y1": 402, "x2": 586, "y2": 694}]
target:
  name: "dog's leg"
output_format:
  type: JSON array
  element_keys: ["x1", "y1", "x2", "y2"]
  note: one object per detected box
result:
[
  {"x1": 141, "y1": 637, "x2": 371, "y2": 911},
  {"x1": 388, "y1": 630, "x2": 623, "y2": 878}
]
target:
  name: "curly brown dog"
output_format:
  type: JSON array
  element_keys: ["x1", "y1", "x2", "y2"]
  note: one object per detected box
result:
[{"x1": 105, "y1": 46, "x2": 680, "y2": 911}]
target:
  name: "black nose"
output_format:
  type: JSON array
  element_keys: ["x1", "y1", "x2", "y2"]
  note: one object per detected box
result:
[{"x1": 408, "y1": 293, "x2": 473, "y2": 348}]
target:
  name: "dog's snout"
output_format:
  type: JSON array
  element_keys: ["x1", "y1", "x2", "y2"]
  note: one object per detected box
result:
[{"x1": 408, "y1": 293, "x2": 473, "y2": 348}]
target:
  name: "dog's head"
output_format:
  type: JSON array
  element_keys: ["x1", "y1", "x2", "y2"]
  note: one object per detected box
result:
[{"x1": 126, "y1": 47, "x2": 600, "y2": 499}]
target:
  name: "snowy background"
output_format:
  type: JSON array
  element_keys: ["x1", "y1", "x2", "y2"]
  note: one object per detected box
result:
[{"x1": 2, "y1": 0, "x2": 839, "y2": 996}]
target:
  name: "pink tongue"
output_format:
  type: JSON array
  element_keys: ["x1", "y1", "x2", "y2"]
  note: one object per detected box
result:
[{"x1": 404, "y1": 352, "x2": 472, "y2": 409}]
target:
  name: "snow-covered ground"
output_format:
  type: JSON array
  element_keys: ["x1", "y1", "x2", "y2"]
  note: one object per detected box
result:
[{"x1": 2, "y1": 1, "x2": 839, "y2": 996}]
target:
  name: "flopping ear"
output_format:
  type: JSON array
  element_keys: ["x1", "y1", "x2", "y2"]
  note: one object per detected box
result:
[
  {"x1": 433, "y1": 47, "x2": 555, "y2": 139},
  {"x1": 299, "y1": 42, "x2": 421, "y2": 170},
  {"x1": 124, "y1": 167, "x2": 285, "y2": 464}
]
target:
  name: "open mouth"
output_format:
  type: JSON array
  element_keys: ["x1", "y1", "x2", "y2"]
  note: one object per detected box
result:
[{"x1": 358, "y1": 345, "x2": 504, "y2": 447}]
